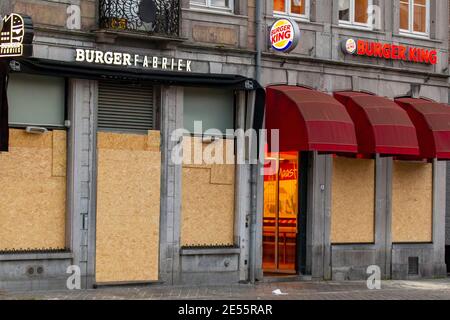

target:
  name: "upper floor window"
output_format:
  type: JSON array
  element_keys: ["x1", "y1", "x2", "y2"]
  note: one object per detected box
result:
[
  {"x1": 339, "y1": 0, "x2": 372, "y2": 28},
  {"x1": 190, "y1": 0, "x2": 234, "y2": 13},
  {"x1": 274, "y1": 0, "x2": 309, "y2": 19},
  {"x1": 400, "y1": 0, "x2": 430, "y2": 36}
]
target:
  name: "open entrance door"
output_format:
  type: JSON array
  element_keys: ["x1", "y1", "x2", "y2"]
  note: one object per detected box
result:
[{"x1": 263, "y1": 151, "x2": 302, "y2": 275}]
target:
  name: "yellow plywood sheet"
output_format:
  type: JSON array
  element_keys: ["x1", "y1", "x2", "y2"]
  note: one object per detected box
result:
[
  {"x1": 331, "y1": 157, "x2": 375, "y2": 244},
  {"x1": 181, "y1": 137, "x2": 236, "y2": 247},
  {"x1": 97, "y1": 131, "x2": 148, "y2": 151},
  {"x1": 147, "y1": 130, "x2": 161, "y2": 152},
  {"x1": 181, "y1": 167, "x2": 235, "y2": 246},
  {"x1": 0, "y1": 129, "x2": 66, "y2": 251},
  {"x1": 182, "y1": 136, "x2": 234, "y2": 168},
  {"x1": 392, "y1": 161, "x2": 433, "y2": 243},
  {"x1": 52, "y1": 130, "x2": 67, "y2": 177},
  {"x1": 9, "y1": 128, "x2": 53, "y2": 148},
  {"x1": 210, "y1": 164, "x2": 235, "y2": 185},
  {"x1": 95, "y1": 131, "x2": 161, "y2": 283}
]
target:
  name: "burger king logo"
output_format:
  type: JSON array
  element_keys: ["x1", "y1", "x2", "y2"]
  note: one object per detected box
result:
[
  {"x1": 270, "y1": 18, "x2": 300, "y2": 53},
  {"x1": 344, "y1": 38, "x2": 357, "y2": 54}
]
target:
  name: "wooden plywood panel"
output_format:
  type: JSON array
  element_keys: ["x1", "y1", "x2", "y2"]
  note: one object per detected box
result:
[
  {"x1": 331, "y1": 157, "x2": 375, "y2": 244},
  {"x1": 95, "y1": 131, "x2": 161, "y2": 283},
  {"x1": 0, "y1": 129, "x2": 66, "y2": 251},
  {"x1": 182, "y1": 136, "x2": 234, "y2": 168},
  {"x1": 52, "y1": 130, "x2": 67, "y2": 177},
  {"x1": 181, "y1": 136, "x2": 235, "y2": 247},
  {"x1": 392, "y1": 161, "x2": 433, "y2": 243}
]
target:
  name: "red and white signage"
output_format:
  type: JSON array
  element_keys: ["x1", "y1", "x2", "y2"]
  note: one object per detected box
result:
[
  {"x1": 270, "y1": 18, "x2": 300, "y2": 53},
  {"x1": 342, "y1": 38, "x2": 438, "y2": 65}
]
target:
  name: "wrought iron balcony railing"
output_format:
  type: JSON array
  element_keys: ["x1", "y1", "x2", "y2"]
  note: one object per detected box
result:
[{"x1": 99, "y1": 0, "x2": 180, "y2": 37}]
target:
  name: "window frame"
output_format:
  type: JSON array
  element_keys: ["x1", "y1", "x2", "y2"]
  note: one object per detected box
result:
[
  {"x1": 190, "y1": 0, "x2": 234, "y2": 14},
  {"x1": 273, "y1": 0, "x2": 310, "y2": 21},
  {"x1": 338, "y1": 0, "x2": 373, "y2": 30},
  {"x1": 399, "y1": 0, "x2": 430, "y2": 38}
]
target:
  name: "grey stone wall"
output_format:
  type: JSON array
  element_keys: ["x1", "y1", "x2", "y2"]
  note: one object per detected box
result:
[{"x1": 446, "y1": 162, "x2": 450, "y2": 246}]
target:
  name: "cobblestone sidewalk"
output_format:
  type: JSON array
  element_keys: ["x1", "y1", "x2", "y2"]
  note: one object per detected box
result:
[{"x1": 1, "y1": 278, "x2": 450, "y2": 300}]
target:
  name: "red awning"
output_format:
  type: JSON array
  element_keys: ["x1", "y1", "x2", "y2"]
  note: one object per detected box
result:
[
  {"x1": 265, "y1": 86, "x2": 357, "y2": 153},
  {"x1": 334, "y1": 92, "x2": 420, "y2": 156},
  {"x1": 395, "y1": 98, "x2": 450, "y2": 160}
]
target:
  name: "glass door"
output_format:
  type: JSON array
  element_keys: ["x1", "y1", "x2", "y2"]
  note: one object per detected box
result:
[{"x1": 263, "y1": 151, "x2": 299, "y2": 274}]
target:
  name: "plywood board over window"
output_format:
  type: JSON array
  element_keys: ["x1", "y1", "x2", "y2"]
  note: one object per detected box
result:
[
  {"x1": 331, "y1": 157, "x2": 375, "y2": 244},
  {"x1": 181, "y1": 136, "x2": 236, "y2": 247},
  {"x1": 392, "y1": 161, "x2": 433, "y2": 243},
  {"x1": 0, "y1": 129, "x2": 66, "y2": 251},
  {"x1": 95, "y1": 131, "x2": 161, "y2": 283}
]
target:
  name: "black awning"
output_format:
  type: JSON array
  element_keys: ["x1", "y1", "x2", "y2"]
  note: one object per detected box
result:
[
  {"x1": 0, "y1": 58, "x2": 265, "y2": 151},
  {"x1": 18, "y1": 58, "x2": 256, "y2": 90}
]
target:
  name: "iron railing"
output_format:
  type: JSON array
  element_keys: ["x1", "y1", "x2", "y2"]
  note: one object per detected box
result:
[{"x1": 99, "y1": 0, "x2": 180, "y2": 37}]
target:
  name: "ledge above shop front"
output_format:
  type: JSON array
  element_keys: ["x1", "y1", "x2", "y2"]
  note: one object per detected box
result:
[{"x1": 94, "y1": 29, "x2": 187, "y2": 48}]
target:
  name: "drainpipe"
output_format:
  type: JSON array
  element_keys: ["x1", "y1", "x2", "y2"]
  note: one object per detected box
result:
[
  {"x1": 248, "y1": 0, "x2": 264, "y2": 284},
  {"x1": 255, "y1": 0, "x2": 263, "y2": 83}
]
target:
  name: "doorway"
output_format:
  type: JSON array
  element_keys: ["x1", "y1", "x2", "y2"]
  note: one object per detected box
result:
[{"x1": 262, "y1": 151, "x2": 307, "y2": 276}]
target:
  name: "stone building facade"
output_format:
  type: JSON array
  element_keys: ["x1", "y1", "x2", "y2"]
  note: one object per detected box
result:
[{"x1": 0, "y1": 0, "x2": 448, "y2": 290}]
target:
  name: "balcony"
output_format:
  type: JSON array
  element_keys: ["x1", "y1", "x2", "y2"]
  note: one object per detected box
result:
[{"x1": 98, "y1": 0, "x2": 180, "y2": 38}]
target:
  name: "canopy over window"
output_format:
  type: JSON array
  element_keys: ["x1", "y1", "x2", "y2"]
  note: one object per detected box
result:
[
  {"x1": 395, "y1": 98, "x2": 450, "y2": 160},
  {"x1": 265, "y1": 86, "x2": 357, "y2": 153},
  {"x1": 334, "y1": 92, "x2": 420, "y2": 156}
]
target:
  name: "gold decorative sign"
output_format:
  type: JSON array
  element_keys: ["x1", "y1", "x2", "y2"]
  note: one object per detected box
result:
[{"x1": 0, "y1": 13, "x2": 34, "y2": 58}]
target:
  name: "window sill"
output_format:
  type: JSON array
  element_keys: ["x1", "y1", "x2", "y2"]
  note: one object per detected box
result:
[
  {"x1": 180, "y1": 247, "x2": 240, "y2": 256},
  {"x1": 184, "y1": 7, "x2": 237, "y2": 17},
  {"x1": 331, "y1": 24, "x2": 384, "y2": 36},
  {"x1": 273, "y1": 12, "x2": 310, "y2": 23},
  {"x1": 265, "y1": 16, "x2": 324, "y2": 32},
  {"x1": 0, "y1": 251, "x2": 73, "y2": 262},
  {"x1": 336, "y1": 23, "x2": 374, "y2": 32},
  {"x1": 395, "y1": 32, "x2": 438, "y2": 42}
]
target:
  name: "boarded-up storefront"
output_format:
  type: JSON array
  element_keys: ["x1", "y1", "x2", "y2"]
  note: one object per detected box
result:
[
  {"x1": 95, "y1": 82, "x2": 161, "y2": 283},
  {"x1": 331, "y1": 156, "x2": 375, "y2": 244},
  {"x1": 0, "y1": 74, "x2": 67, "y2": 252},
  {"x1": 181, "y1": 88, "x2": 236, "y2": 247},
  {"x1": 392, "y1": 161, "x2": 433, "y2": 243}
]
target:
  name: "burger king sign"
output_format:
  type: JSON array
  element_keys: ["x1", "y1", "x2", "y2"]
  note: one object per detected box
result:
[{"x1": 270, "y1": 18, "x2": 300, "y2": 53}]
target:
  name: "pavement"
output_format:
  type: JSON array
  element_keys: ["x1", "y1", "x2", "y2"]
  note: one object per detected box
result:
[{"x1": 1, "y1": 278, "x2": 450, "y2": 300}]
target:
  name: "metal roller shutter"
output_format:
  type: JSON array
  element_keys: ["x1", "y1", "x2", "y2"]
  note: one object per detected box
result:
[{"x1": 98, "y1": 82, "x2": 154, "y2": 132}]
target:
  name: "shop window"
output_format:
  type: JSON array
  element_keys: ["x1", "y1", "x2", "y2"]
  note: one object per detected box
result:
[
  {"x1": 331, "y1": 156, "x2": 375, "y2": 244},
  {"x1": 190, "y1": 0, "x2": 234, "y2": 13},
  {"x1": 95, "y1": 81, "x2": 161, "y2": 283},
  {"x1": 7, "y1": 73, "x2": 66, "y2": 128},
  {"x1": 1, "y1": 73, "x2": 67, "y2": 252},
  {"x1": 339, "y1": 0, "x2": 372, "y2": 28},
  {"x1": 183, "y1": 87, "x2": 234, "y2": 135},
  {"x1": 392, "y1": 161, "x2": 432, "y2": 243},
  {"x1": 274, "y1": 0, "x2": 309, "y2": 19},
  {"x1": 181, "y1": 87, "x2": 236, "y2": 248},
  {"x1": 400, "y1": 0, "x2": 430, "y2": 37}
]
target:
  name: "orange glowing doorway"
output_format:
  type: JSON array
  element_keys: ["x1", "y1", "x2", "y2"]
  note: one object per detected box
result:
[{"x1": 263, "y1": 151, "x2": 300, "y2": 275}]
